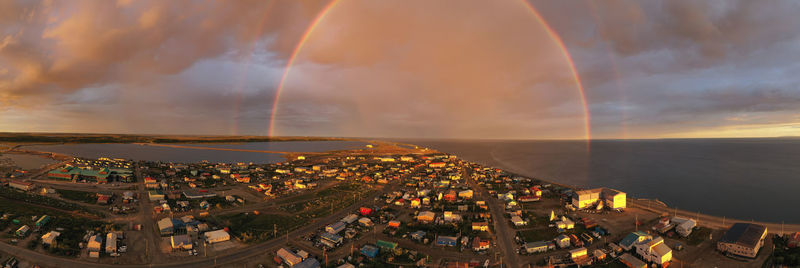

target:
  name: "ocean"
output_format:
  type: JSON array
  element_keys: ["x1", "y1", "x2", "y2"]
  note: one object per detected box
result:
[{"x1": 398, "y1": 138, "x2": 800, "y2": 223}]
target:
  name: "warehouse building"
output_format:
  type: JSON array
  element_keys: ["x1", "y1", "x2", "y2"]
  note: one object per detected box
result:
[
  {"x1": 204, "y1": 229, "x2": 230, "y2": 244},
  {"x1": 717, "y1": 223, "x2": 767, "y2": 258}
]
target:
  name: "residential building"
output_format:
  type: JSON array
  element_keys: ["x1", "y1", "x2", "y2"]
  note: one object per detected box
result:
[
  {"x1": 619, "y1": 231, "x2": 652, "y2": 251},
  {"x1": 277, "y1": 248, "x2": 303, "y2": 266},
  {"x1": 87, "y1": 235, "x2": 103, "y2": 252},
  {"x1": 106, "y1": 232, "x2": 118, "y2": 253},
  {"x1": 555, "y1": 234, "x2": 570, "y2": 248},
  {"x1": 635, "y1": 237, "x2": 672, "y2": 265},
  {"x1": 326, "y1": 222, "x2": 346, "y2": 234},
  {"x1": 41, "y1": 231, "x2": 60, "y2": 246},
  {"x1": 524, "y1": 241, "x2": 548, "y2": 254},
  {"x1": 511, "y1": 215, "x2": 527, "y2": 226},
  {"x1": 417, "y1": 211, "x2": 435, "y2": 222},
  {"x1": 472, "y1": 222, "x2": 489, "y2": 232},
  {"x1": 472, "y1": 237, "x2": 490, "y2": 251},
  {"x1": 15, "y1": 225, "x2": 30, "y2": 237},
  {"x1": 619, "y1": 253, "x2": 646, "y2": 268},
  {"x1": 717, "y1": 223, "x2": 767, "y2": 258},
  {"x1": 360, "y1": 245, "x2": 379, "y2": 258},
  {"x1": 436, "y1": 236, "x2": 458, "y2": 247},
  {"x1": 9, "y1": 180, "x2": 33, "y2": 191},
  {"x1": 170, "y1": 234, "x2": 193, "y2": 250}
]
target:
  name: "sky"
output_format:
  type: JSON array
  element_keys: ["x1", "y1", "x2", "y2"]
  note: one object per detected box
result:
[{"x1": 1, "y1": 0, "x2": 799, "y2": 139}]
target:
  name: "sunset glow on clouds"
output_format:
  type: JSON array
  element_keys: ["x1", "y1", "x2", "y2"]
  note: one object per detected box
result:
[{"x1": 1, "y1": 0, "x2": 799, "y2": 139}]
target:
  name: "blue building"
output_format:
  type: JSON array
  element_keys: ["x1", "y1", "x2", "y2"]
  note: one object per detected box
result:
[
  {"x1": 361, "y1": 245, "x2": 379, "y2": 258},
  {"x1": 436, "y1": 236, "x2": 458, "y2": 247}
]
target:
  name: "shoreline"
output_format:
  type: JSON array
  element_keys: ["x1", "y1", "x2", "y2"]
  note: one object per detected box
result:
[{"x1": 443, "y1": 150, "x2": 800, "y2": 234}]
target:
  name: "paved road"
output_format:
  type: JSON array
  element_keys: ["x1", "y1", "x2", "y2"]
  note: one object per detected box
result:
[{"x1": 466, "y1": 169, "x2": 522, "y2": 268}]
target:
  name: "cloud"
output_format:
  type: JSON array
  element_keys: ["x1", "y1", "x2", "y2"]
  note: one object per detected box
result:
[{"x1": 2, "y1": 0, "x2": 800, "y2": 139}]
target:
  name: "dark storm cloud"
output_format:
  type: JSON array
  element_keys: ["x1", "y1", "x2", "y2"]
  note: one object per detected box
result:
[{"x1": 2, "y1": 0, "x2": 800, "y2": 138}]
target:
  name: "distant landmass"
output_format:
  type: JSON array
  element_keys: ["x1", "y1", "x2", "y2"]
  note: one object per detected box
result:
[{"x1": 0, "y1": 132, "x2": 346, "y2": 144}]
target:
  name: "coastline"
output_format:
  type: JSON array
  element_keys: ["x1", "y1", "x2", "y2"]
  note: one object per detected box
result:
[{"x1": 444, "y1": 149, "x2": 800, "y2": 234}]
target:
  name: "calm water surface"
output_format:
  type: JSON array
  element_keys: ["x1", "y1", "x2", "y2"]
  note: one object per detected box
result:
[
  {"x1": 399, "y1": 138, "x2": 800, "y2": 223},
  {"x1": 2, "y1": 153, "x2": 59, "y2": 170},
  {"x1": 25, "y1": 141, "x2": 367, "y2": 164}
]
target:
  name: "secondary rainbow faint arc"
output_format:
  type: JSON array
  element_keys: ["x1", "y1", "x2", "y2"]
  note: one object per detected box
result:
[{"x1": 268, "y1": 0, "x2": 592, "y2": 141}]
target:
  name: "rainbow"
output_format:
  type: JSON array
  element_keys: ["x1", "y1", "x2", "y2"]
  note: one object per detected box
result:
[{"x1": 267, "y1": 0, "x2": 591, "y2": 141}]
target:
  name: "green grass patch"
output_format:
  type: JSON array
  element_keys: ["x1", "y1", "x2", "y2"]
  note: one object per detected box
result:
[
  {"x1": 57, "y1": 189, "x2": 97, "y2": 204},
  {"x1": 687, "y1": 227, "x2": 712, "y2": 246},
  {"x1": 215, "y1": 213, "x2": 304, "y2": 243}
]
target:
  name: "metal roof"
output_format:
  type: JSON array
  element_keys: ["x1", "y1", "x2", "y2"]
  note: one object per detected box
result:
[{"x1": 720, "y1": 223, "x2": 767, "y2": 248}]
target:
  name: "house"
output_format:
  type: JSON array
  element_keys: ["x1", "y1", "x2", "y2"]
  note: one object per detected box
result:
[
  {"x1": 619, "y1": 231, "x2": 652, "y2": 251},
  {"x1": 570, "y1": 247, "x2": 591, "y2": 266},
  {"x1": 15, "y1": 225, "x2": 30, "y2": 237},
  {"x1": 148, "y1": 190, "x2": 165, "y2": 201},
  {"x1": 35, "y1": 215, "x2": 50, "y2": 227},
  {"x1": 619, "y1": 253, "x2": 646, "y2": 268},
  {"x1": 41, "y1": 231, "x2": 60, "y2": 246},
  {"x1": 443, "y1": 211, "x2": 461, "y2": 222},
  {"x1": 510, "y1": 215, "x2": 527, "y2": 226},
  {"x1": 789, "y1": 232, "x2": 800, "y2": 248},
  {"x1": 472, "y1": 237, "x2": 490, "y2": 251},
  {"x1": 556, "y1": 217, "x2": 574, "y2": 230},
  {"x1": 171, "y1": 234, "x2": 193, "y2": 250},
  {"x1": 9, "y1": 180, "x2": 33, "y2": 191},
  {"x1": 376, "y1": 240, "x2": 398, "y2": 250},
  {"x1": 360, "y1": 245, "x2": 379, "y2": 258},
  {"x1": 472, "y1": 222, "x2": 489, "y2": 232},
  {"x1": 319, "y1": 232, "x2": 343, "y2": 247},
  {"x1": 157, "y1": 217, "x2": 177, "y2": 235},
  {"x1": 205, "y1": 229, "x2": 230, "y2": 244},
  {"x1": 530, "y1": 186, "x2": 542, "y2": 197},
  {"x1": 518, "y1": 195, "x2": 540, "y2": 203},
  {"x1": 341, "y1": 214, "x2": 358, "y2": 224},
  {"x1": 458, "y1": 190, "x2": 473, "y2": 199},
  {"x1": 417, "y1": 211, "x2": 435, "y2": 222},
  {"x1": 105, "y1": 232, "x2": 118, "y2": 253},
  {"x1": 294, "y1": 258, "x2": 321, "y2": 268},
  {"x1": 358, "y1": 217, "x2": 373, "y2": 227},
  {"x1": 277, "y1": 248, "x2": 303, "y2": 266},
  {"x1": 436, "y1": 236, "x2": 458, "y2": 247},
  {"x1": 40, "y1": 188, "x2": 56, "y2": 195},
  {"x1": 555, "y1": 234, "x2": 571, "y2": 248},
  {"x1": 359, "y1": 207, "x2": 373, "y2": 216},
  {"x1": 594, "y1": 249, "x2": 607, "y2": 261},
  {"x1": 717, "y1": 223, "x2": 767, "y2": 258},
  {"x1": 635, "y1": 237, "x2": 672, "y2": 265},
  {"x1": 326, "y1": 222, "x2": 346, "y2": 234},
  {"x1": 429, "y1": 162, "x2": 446, "y2": 168},
  {"x1": 524, "y1": 241, "x2": 548, "y2": 254},
  {"x1": 410, "y1": 230, "x2": 426, "y2": 241},
  {"x1": 443, "y1": 190, "x2": 457, "y2": 202},
  {"x1": 673, "y1": 217, "x2": 696, "y2": 237},
  {"x1": 87, "y1": 235, "x2": 103, "y2": 252}
]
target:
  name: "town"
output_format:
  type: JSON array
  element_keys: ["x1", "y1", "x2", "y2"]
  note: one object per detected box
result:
[{"x1": 0, "y1": 142, "x2": 787, "y2": 268}]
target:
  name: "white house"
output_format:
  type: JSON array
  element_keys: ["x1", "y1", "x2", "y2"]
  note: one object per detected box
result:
[{"x1": 635, "y1": 237, "x2": 672, "y2": 265}]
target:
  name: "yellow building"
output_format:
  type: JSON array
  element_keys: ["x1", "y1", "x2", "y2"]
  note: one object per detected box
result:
[{"x1": 572, "y1": 188, "x2": 626, "y2": 210}]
